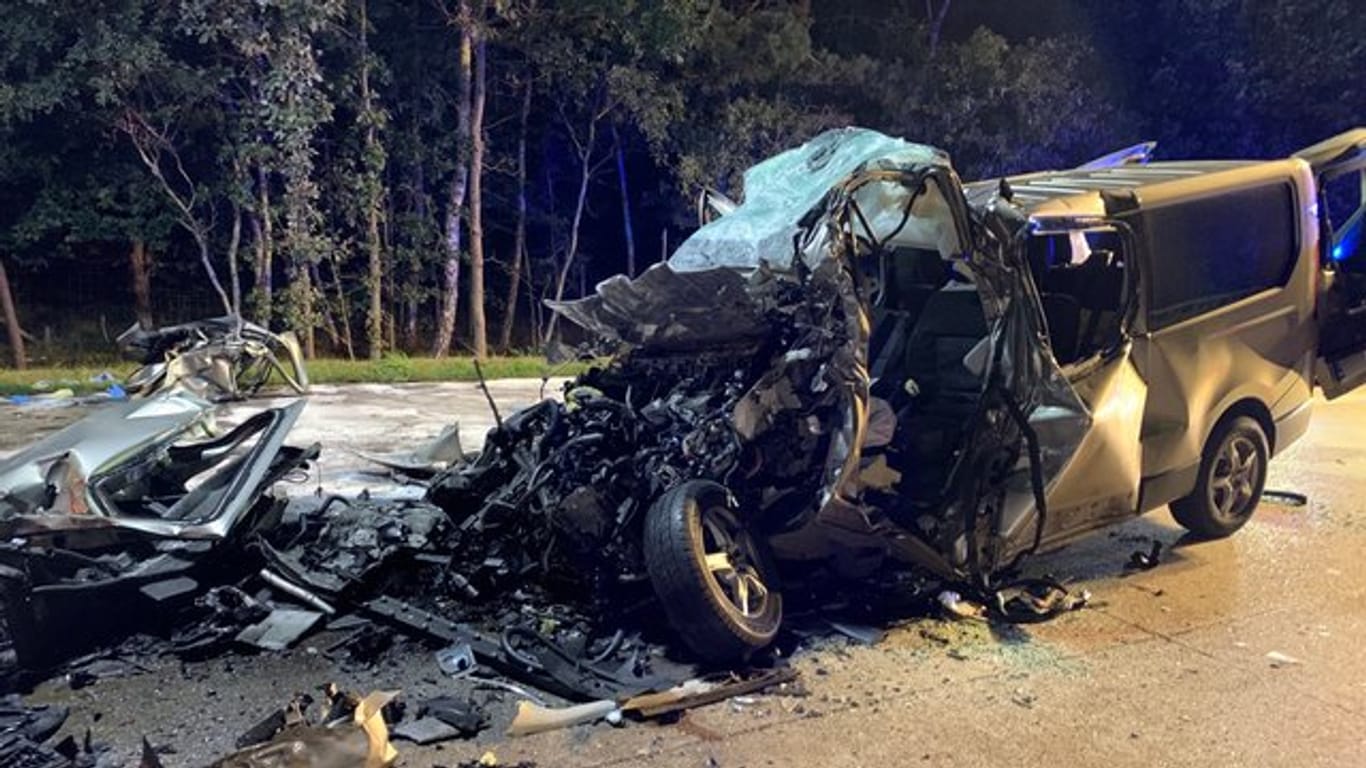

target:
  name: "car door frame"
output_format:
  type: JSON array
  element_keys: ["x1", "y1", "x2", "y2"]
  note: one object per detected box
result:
[
  {"x1": 1296, "y1": 129, "x2": 1366, "y2": 398},
  {"x1": 998, "y1": 214, "x2": 1151, "y2": 556}
]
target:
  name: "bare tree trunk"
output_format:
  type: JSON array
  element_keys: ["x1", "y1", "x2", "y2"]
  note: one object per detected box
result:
[
  {"x1": 254, "y1": 165, "x2": 274, "y2": 325},
  {"x1": 226, "y1": 205, "x2": 242, "y2": 316},
  {"x1": 435, "y1": 177, "x2": 466, "y2": 357},
  {"x1": 129, "y1": 239, "x2": 154, "y2": 329},
  {"x1": 499, "y1": 79, "x2": 533, "y2": 352},
  {"x1": 544, "y1": 115, "x2": 597, "y2": 342},
  {"x1": 467, "y1": 28, "x2": 488, "y2": 358},
  {"x1": 432, "y1": 0, "x2": 474, "y2": 358},
  {"x1": 405, "y1": 162, "x2": 425, "y2": 350},
  {"x1": 366, "y1": 203, "x2": 384, "y2": 359},
  {"x1": 521, "y1": 246, "x2": 538, "y2": 349},
  {"x1": 121, "y1": 110, "x2": 232, "y2": 316},
  {"x1": 309, "y1": 262, "x2": 341, "y2": 353},
  {"x1": 297, "y1": 266, "x2": 317, "y2": 358},
  {"x1": 326, "y1": 256, "x2": 356, "y2": 360},
  {"x1": 381, "y1": 177, "x2": 396, "y2": 352},
  {"x1": 360, "y1": 0, "x2": 385, "y2": 360},
  {"x1": 612, "y1": 122, "x2": 637, "y2": 277},
  {"x1": 0, "y1": 258, "x2": 28, "y2": 369},
  {"x1": 191, "y1": 230, "x2": 232, "y2": 318},
  {"x1": 926, "y1": 0, "x2": 952, "y2": 57}
]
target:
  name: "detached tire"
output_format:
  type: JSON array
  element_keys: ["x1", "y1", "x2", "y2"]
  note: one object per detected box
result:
[
  {"x1": 1170, "y1": 416, "x2": 1268, "y2": 539},
  {"x1": 644, "y1": 480, "x2": 782, "y2": 663}
]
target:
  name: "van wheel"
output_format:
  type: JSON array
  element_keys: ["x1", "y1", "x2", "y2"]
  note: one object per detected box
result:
[
  {"x1": 644, "y1": 480, "x2": 782, "y2": 663},
  {"x1": 1170, "y1": 416, "x2": 1268, "y2": 538}
]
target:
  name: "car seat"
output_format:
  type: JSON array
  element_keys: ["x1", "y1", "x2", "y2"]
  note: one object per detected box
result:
[{"x1": 895, "y1": 286, "x2": 989, "y2": 500}]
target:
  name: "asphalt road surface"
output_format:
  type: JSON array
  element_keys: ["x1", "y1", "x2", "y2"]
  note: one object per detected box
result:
[{"x1": 7, "y1": 381, "x2": 1366, "y2": 767}]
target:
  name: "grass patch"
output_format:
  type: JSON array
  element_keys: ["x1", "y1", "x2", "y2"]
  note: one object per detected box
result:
[
  {"x1": 304, "y1": 354, "x2": 590, "y2": 385},
  {"x1": 0, "y1": 365, "x2": 131, "y2": 396},
  {"x1": 0, "y1": 355, "x2": 590, "y2": 397}
]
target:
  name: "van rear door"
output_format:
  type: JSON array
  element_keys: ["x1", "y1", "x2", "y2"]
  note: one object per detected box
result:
[{"x1": 1294, "y1": 129, "x2": 1366, "y2": 398}]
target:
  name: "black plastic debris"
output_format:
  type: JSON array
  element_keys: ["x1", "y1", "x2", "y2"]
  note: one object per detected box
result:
[
  {"x1": 0, "y1": 695, "x2": 114, "y2": 768},
  {"x1": 390, "y1": 717, "x2": 460, "y2": 746},
  {"x1": 0, "y1": 695, "x2": 68, "y2": 744},
  {"x1": 1125, "y1": 540, "x2": 1163, "y2": 572},
  {"x1": 417, "y1": 696, "x2": 487, "y2": 736},
  {"x1": 235, "y1": 609, "x2": 323, "y2": 652},
  {"x1": 991, "y1": 577, "x2": 1091, "y2": 624},
  {"x1": 435, "y1": 643, "x2": 477, "y2": 677},
  {"x1": 1261, "y1": 489, "x2": 1309, "y2": 507},
  {"x1": 388, "y1": 696, "x2": 486, "y2": 745},
  {"x1": 171, "y1": 587, "x2": 272, "y2": 659},
  {"x1": 259, "y1": 497, "x2": 448, "y2": 598},
  {"x1": 234, "y1": 708, "x2": 288, "y2": 750}
]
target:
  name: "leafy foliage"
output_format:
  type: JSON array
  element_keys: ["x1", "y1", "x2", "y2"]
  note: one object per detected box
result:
[{"x1": 0, "y1": 0, "x2": 1357, "y2": 363}]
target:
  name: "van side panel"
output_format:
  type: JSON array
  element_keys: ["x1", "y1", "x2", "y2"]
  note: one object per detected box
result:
[{"x1": 1124, "y1": 160, "x2": 1318, "y2": 508}]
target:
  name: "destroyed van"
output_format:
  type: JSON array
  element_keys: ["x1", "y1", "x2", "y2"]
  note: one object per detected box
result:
[{"x1": 532, "y1": 127, "x2": 1366, "y2": 662}]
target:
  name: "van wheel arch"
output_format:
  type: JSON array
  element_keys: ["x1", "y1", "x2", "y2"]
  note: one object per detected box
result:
[{"x1": 1213, "y1": 398, "x2": 1276, "y2": 456}]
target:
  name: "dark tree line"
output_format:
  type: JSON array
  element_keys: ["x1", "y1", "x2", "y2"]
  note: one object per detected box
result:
[{"x1": 0, "y1": 0, "x2": 1359, "y2": 366}]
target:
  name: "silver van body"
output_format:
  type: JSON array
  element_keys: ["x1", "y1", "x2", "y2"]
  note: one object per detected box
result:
[{"x1": 547, "y1": 128, "x2": 1366, "y2": 661}]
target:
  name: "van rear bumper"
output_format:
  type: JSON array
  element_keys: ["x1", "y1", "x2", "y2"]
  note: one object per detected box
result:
[{"x1": 1272, "y1": 398, "x2": 1313, "y2": 457}]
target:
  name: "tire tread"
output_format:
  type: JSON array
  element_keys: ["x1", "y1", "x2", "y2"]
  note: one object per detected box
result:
[{"x1": 643, "y1": 481, "x2": 779, "y2": 663}]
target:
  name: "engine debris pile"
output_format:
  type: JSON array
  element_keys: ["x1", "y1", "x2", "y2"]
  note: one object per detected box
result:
[{"x1": 426, "y1": 260, "x2": 859, "y2": 611}]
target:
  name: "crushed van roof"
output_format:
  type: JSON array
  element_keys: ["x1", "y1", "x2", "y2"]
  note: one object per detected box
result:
[{"x1": 966, "y1": 160, "x2": 1263, "y2": 211}]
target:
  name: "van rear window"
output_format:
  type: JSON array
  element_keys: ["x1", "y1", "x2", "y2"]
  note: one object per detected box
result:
[{"x1": 1137, "y1": 183, "x2": 1298, "y2": 329}]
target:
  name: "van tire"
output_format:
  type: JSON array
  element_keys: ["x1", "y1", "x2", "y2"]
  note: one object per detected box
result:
[
  {"x1": 1170, "y1": 416, "x2": 1268, "y2": 539},
  {"x1": 643, "y1": 480, "x2": 782, "y2": 663}
]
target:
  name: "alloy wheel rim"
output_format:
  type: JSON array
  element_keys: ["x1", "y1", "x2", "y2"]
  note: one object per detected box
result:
[
  {"x1": 1208, "y1": 434, "x2": 1259, "y2": 522},
  {"x1": 700, "y1": 505, "x2": 770, "y2": 619}
]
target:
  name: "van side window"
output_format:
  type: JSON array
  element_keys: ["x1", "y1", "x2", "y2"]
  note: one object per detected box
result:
[
  {"x1": 1137, "y1": 183, "x2": 1298, "y2": 330},
  {"x1": 1028, "y1": 231, "x2": 1128, "y2": 365}
]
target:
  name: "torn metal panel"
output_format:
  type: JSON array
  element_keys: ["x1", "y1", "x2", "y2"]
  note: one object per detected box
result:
[
  {"x1": 0, "y1": 391, "x2": 213, "y2": 521},
  {"x1": 352, "y1": 424, "x2": 466, "y2": 477},
  {"x1": 119, "y1": 315, "x2": 309, "y2": 402},
  {"x1": 547, "y1": 266, "x2": 766, "y2": 350},
  {"x1": 0, "y1": 397, "x2": 309, "y2": 540},
  {"x1": 1018, "y1": 349, "x2": 1147, "y2": 553}
]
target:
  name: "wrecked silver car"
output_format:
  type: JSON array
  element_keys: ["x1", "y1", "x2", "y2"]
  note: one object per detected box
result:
[
  {"x1": 0, "y1": 393, "x2": 316, "y2": 667},
  {"x1": 433, "y1": 127, "x2": 1354, "y2": 662},
  {"x1": 118, "y1": 315, "x2": 309, "y2": 401}
]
